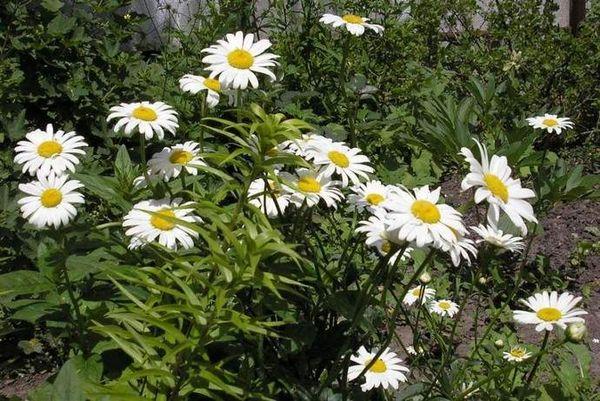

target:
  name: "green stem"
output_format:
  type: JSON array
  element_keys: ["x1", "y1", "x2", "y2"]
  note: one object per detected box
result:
[
  {"x1": 198, "y1": 92, "x2": 207, "y2": 153},
  {"x1": 523, "y1": 330, "x2": 550, "y2": 388},
  {"x1": 354, "y1": 249, "x2": 436, "y2": 382},
  {"x1": 56, "y1": 231, "x2": 87, "y2": 355},
  {"x1": 455, "y1": 337, "x2": 563, "y2": 401}
]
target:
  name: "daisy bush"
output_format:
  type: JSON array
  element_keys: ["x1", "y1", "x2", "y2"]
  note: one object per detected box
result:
[{"x1": 0, "y1": 2, "x2": 599, "y2": 401}]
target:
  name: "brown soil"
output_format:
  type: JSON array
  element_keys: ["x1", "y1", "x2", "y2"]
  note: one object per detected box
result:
[{"x1": 441, "y1": 173, "x2": 600, "y2": 377}]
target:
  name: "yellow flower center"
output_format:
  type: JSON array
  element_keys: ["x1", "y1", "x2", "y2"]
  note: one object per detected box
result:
[
  {"x1": 266, "y1": 147, "x2": 278, "y2": 157},
  {"x1": 542, "y1": 118, "x2": 558, "y2": 127},
  {"x1": 483, "y1": 174, "x2": 509, "y2": 203},
  {"x1": 40, "y1": 188, "x2": 62, "y2": 207},
  {"x1": 367, "y1": 358, "x2": 387, "y2": 373},
  {"x1": 132, "y1": 106, "x2": 158, "y2": 121},
  {"x1": 411, "y1": 287, "x2": 423, "y2": 297},
  {"x1": 37, "y1": 140, "x2": 63, "y2": 158},
  {"x1": 342, "y1": 14, "x2": 364, "y2": 24},
  {"x1": 411, "y1": 200, "x2": 441, "y2": 224},
  {"x1": 169, "y1": 150, "x2": 193, "y2": 165},
  {"x1": 510, "y1": 347, "x2": 526, "y2": 358},
  {"x1": 150, "y1": 209, "x2": 177, "y2": 231},
  {"x1": 328, "y1": 150, "x2": 350, "y2": 168},
  {"x1": 366, "y1": 193, "x2": 384, "y2": 205},
  {"x1": 381, "y1": 240, "x2": 391, "y2": 254},
  {"x1": 438, "y1": 301, "x2": 452, "y2": 310},
  {"x1": 536, "y1": 307, "x2": 562, "y2": 322},
  {"x1": 227, "y1": 49, "x2": 254, "y2": 69},
  {"x1": 203, "y1": 78, "x2": 221, "y2": 92},
  {"x1": 297, "y1": 176, "x2": 321, "y2": 193}
]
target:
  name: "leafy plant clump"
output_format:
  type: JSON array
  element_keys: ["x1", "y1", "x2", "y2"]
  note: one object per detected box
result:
[{"x1": 0, "y1": 1, "x2": 599, "y2": 401}]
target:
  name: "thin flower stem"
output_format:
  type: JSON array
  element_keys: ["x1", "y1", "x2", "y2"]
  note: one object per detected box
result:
[
  {"x1": 467, "y1": 231, "x2": 536, "y2": 361},
  {"x1": 198, "y1": 92, "x2": 206, "y2": 153},
  {"x1": 354, "y1": 249, "x2": 436, "y2": 382},
  {"x1": 522, "y1": 330, "x2": 550, "y2": 390},
  {"x1": 454, "y1": 338, "x2": 564, "y2": 401}
]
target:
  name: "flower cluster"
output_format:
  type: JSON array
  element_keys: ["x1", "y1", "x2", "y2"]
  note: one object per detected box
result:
[{"x1": 14, "y1": 124, "x2": 87, "y2": 228}]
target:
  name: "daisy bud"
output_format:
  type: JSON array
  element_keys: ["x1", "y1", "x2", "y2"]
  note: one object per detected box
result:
[
  {"x1": 478, "y1": 276, "x2": 488, "y2": 285},
  {"x1": 419, "y1": 271, "x2": 431, "y2": 284},
  {"x1": 566, "y1": 322, "x2": 587, "y2": 343},
  {"x1": 494, "y1": 339, "x2": 504, "y2": 348}
]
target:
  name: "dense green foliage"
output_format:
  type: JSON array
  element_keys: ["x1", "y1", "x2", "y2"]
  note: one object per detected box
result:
[{"x1": 0, "y1": 1, "x2": 598, "y2": 400}]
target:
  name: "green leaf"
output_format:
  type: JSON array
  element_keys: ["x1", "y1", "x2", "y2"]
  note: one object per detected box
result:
[
  {"x1": 41, "y1": 0, "x2": 63, "y2": 12},
  {"x1": 72, "y1": 173, "x2": 131, "y2": 210},
  {"x1": 0, "y1": 270, "x2": 54, "y2": 300},
  {"x1": 51, "y1": 358, "x2": 85, "y2": 401},
  {"x1": 47, "y1": 14, "x2": 75, "y2": 36}
]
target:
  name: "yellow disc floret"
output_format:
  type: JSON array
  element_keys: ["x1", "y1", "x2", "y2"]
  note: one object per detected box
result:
[
  {"x1": 510, "y1": 347, "x2": 527, "y2": 358},
  {"x1": 37, "y1": 140, "x2": 63, "y2": 158},
  {"x1": 366, "y1": 193, "x2": 384, "y2": 205},
  {"x1": 367, "y1": 358, "x2": 387, "y2": 373},
  {"x1": 542, "y1": 118, "x2": 558, "y2": 127},
  {"x1": 227, "y1": 49, "x2": 254, "y2": 69},
  {"x1": 203, "y1": 78, "x2": 221, "y2": 92},
  {"x1": 169, "y1": 150, "x2": 193, "y2": 165},
  {"x1": 298, "y1": 176, "x2": 321, "y2": 193},
  {"x1": 328, "y1": 151, "x2": 350, "y2": 168},
  {"x1": 342, "y1": 14, "x2": 364, "y2": 24},
  {"x1": 536, "y1": 307, "x2": 562, "y2": 322},
  {"x1": 438, "y1": 301, "x2": 452, "y2": 310},
  {"x1": 483, "y1": 173, "x2": 509, "y2": 203},
  {"x1": 150, "y1": 209, "x2": 177, "y2": 231},
  {"x1": 411, "y1": 200, "x2": 441, "y2": 224},
  {"x1": 381, "y1": 240, "x2": 392, "y2": 254},
  {"x1": 40, "y1": 188, "x2": 62, "y2": 207},
  {"x1": 132, "y1": 106, "x2": 158, "y2": 121}
]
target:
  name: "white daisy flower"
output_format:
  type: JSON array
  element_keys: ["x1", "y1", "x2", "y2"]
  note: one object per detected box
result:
[
  {"x1": 247, "y1": 176, "x2": 291, "y2": 217},
  {"x1": 320, "y1": 13, "x2": 384, "y2": 36},
  {"x1": 513, "y1": 291, "x2": 587, "y2": 332},
  {"x1": 460, "y1": 139, "x2": 537, "y2": 234},
  {"x1": 526, "y1": 114, "x2": 573, "y2": 135},
  {"x1": 201, "y1": 31, "x2": 279, "y2": 90},
  {"x1": 179, "y1": 74, "x2": 221, "y2": 108},
  {"x1": 384, "y1": 185, "x2": 466, "y2": 248},
  {"x1": 280, "y1": 133, "x2": 332, "y2": 160},
  {"x1": 14, "y1": 124, "x2": 87, "y2": 177},
  {"x1": 312, "y1": 142, "x2": 374, "y2": 187},
  {"x1": 18, "y1": 171, "x2": 84, "y2": 229},
  {"x1": 281, "y1": 169, "x2": 344, "y2": 209},
  {"x1": 349, "y1": 180, "x2": 395, "y2": 212},
  {"x1": 403, "y1": 285, "x2": 436, "y2": 306},
  {"x1": 123, "y1": 198, "x2": 202, "y2": 250},
  {"x1": 348, "y1": 346, "x2": 409, "y2": 392},
  {"x1": 436, "y1": 231, "x2": 477, "y2": 267},
  {"x1": 356, "y1": 208, "x2": 413, "y2": 265},
  {"x1": 107, "y1": 101, "x2": 178, "y2": 140},
  {"x1": 147, "y1": 141, "x2": 206, "y2": 181},
  {"x1": 429, "y1": 299, "x2": 459, "y2": 317},
  {"x1": 471, "y1": 223, "x2": 524, "y2": 253},
  {"x1": 502, "y1": 346, "x2": 532, "y2": 362}
]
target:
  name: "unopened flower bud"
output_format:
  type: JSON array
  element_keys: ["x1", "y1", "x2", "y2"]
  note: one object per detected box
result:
[
  {"x1": 419, "y1": 271, "x2": 431, "y2": 284},
  {"x1": 566, "y1": 322, "x2": 587, "y2": 343},
  {"x1": 478, "y1": 276, "x2": 487, "y2": 285},
  {"x1": 494, "y1": 339, "x2": 504, "y2": 348}
]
